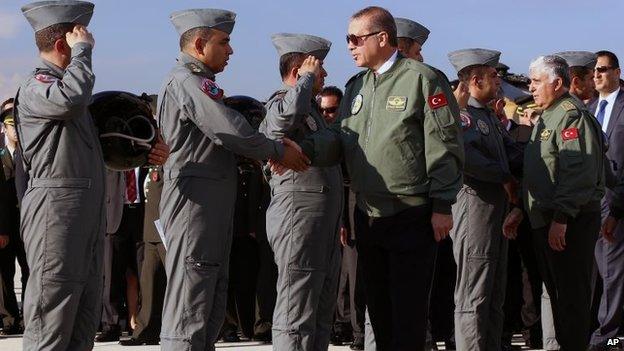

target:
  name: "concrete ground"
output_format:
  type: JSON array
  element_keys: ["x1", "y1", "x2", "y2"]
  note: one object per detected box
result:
[
  {"x1": 0, "y1": 334, "x2": 541, "y2": 350},
  {"x1": 0, "y1": 257, "x2": 557, "y2": 350}
]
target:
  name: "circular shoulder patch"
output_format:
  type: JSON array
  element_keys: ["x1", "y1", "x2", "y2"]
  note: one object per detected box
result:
[
  {"x1": 201, "y1": 78, "x2": 224, "y2": 100},
  {"x1": 477, "y1": 119, "x2": 490, "y2": 135},
  {"x1": 305, "y1": 115, "x2": 318, "y2": 131},
  {"x1": 351, "y1": 94, "x2": 363, "y2": 115},
  {"x1": 459, "y1": 111, "x2": 472, "y2": 130}
]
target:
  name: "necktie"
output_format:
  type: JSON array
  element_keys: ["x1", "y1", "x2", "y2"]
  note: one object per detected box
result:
[
  {"x1": 125, "y1": 170, "x2": 137, "y2": 203},
  {"x1": 596, "y1": 100, "x2": 609, "y2": 126}
]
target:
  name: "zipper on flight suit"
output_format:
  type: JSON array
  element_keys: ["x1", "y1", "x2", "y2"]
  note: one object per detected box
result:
[{"x1": 363, "y1": 76, "x2": 377, "y2": 152}]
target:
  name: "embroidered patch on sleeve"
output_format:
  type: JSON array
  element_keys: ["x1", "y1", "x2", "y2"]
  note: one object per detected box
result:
[
  {"x1": 427, "y1": 93, "x2": 448, "y2": 109},
  {"x1": 561, "y1": 128, "x2": 579, "y2": 141},
  {"x1": 34, "y1": 74, "x2": 58, "y2": 84},
  {"x1": 201, "y1": 78, "x2": 224, "y2": 100}
]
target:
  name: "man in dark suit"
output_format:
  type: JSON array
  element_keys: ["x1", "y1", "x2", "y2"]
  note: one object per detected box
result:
[
  {"x1": 0, "y1": 99, "x2": 29, "y2": 335},
  {"x1": 589, "y1": 50, "x2": 624, "y2": 351}
]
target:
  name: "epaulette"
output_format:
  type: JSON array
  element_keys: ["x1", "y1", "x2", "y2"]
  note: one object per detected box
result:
[
  {"x1": 184, "y1": 62, "x2": 206, "y2": 75},
  {"x1": 267, "y1": 89, "x2": 287, "y2": 102},
  {"x1": 345, "y1": 70, "x2": 366, "y2": 88},
  {"x1": 560, "y1": 100, "x2": 580, "y2": 118}
]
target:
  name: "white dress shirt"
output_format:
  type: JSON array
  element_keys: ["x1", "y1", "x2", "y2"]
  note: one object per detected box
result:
[
  {"x1": 375, "y1": 50, "x2": 398, "y2": 75},
  {"x1": 597, "y1": 87, "x2": 620, "y2": 133}
]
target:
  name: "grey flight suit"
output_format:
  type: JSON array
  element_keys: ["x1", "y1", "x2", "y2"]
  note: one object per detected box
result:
[
  {"x1": 259, "y1": 74, "x2": 343, "y2": 351},
  {"x1": 450, "y1": 98, "x2": 523, "y2": 351},
  {"x1": 157, "y1": 52, "x2": 284, "y2": 351},
  {"x1": 14, "y1": 42, "x2": 106, "y2": 351}
]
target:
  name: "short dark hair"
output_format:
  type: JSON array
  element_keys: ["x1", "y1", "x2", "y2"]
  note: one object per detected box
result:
[
  {"x1": 351, "y1": 6, "x2": 397, "y2": 47},
  {"x1": 179, "y1": 27, "x2": 213, "y2": 51},
  {"x1": 596, "y1": 50, "x2": 620, "y2": 69},
  {"x1": 35, "y1": 23, "x2": 75, "y2": 52},
  {"x1": 320, "y1": 86, "x2": 343, "y2": 102},
  {"x1": 397, "y1": 37, "x2": 415, "y2": 48},
  {"x1": 279, "y1": 52, "x2": 306, "y2": 80},
  {"x1": 569, "y1": 66, "x2": 593, "y2": 80},
  {"x1": 457, "y1": 65, "x2": 490, "y2": 84}
]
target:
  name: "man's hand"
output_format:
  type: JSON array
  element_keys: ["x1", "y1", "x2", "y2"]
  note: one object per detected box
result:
[
  {"x1": 339, "y1": 227, "x2": 348, "y2": 247},
  {"x1": 521, "y1": 108, "x2": 540, "y2": 127},
  {"x1": 601, "y1": 216, "x2": 619, "y2": 243},
  {"x1": 432, "y1": 212, "x2": 453, "y2": 242},
  {"x1": 453, "y1": 81, "x2": 469, "y2": 109},
  {"x1": 503, "y1": 207, "x2": 523, "y2": 239},
  {"x1": 548, "y1": 221, "x2": 567, "y2": 251},
  {"x1": 0, "y1": 235, "x2": 9, "y2": 249},
  {"x1": 66, "y1": 25, "x2": 95, "y2": 48},
  {"x1": 148, "y1": 134, "x2": 170, "y2": 166},
  {"x1": 297, "y1": 56, "x2": 321, "y2": 78},
  {"x1": 503, "y1": 180, "x2": 519, "y2": 205},
  {"x1": 271, "y1": 137, "x2": 309, "y2": 174}
]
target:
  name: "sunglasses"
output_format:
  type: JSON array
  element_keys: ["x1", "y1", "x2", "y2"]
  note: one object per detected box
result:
[
  {"x1": 320, "y1": 106, "x2": 338, "y2": 114},
  {"x1": 346, "y1": 31, "x2": 381, "y2": 46},
  {"x1": 595, "y1": 66, "x2": 614, "y2": 73}
]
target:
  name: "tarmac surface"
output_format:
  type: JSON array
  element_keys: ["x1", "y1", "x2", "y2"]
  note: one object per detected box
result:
[
  {"x1": 0, "y1": 334, "x2": 542, "y2": 350},
  {"x1": 0, "y1": 253, "x2": 563, "y2": 350}
]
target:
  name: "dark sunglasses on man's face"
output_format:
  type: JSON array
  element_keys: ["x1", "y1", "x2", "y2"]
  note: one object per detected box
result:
[
  {"x1": 320, "y1": 106, "x2": 338, "y2": 114},
  {"x1": 595, "y1": 66, "x2": 614, "y2": 73},
  {"x1": 346, "y1": 31, "x2": 381, "y2": 46}
]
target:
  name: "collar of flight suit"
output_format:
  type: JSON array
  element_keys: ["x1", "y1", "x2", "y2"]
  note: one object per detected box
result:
[
  {"x1": 468, "y1": 96, "x2": 489, "y2": 110},
  {"x1": 38, "y1": 58, "x2": 65, "y2": 78},
  {"x1": 177, "y1": 51, "x2": 216, "y2": 79}
]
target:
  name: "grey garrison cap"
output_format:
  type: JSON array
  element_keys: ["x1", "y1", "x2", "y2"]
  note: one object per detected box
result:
[
  {"x1": 271, "y1": 33, "x2": 331, "y2": 60},
  {"x1": 394, "y1": 17, "x2": 430, "y2": 45},
  {"x1": 555, "y1": 51, "x2": 597, "y2": 69},
  {"x1": 170, "y1": 8, "x2": 236, "y2": 35},
  {"x1": 448, "y1": 48, "x2": 501, "y2": 72},
  {"x1": 22, "y1": 0, "x2": 94, "y2": 32}
]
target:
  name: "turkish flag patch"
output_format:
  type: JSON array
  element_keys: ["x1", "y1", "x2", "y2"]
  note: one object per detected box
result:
[
  {"x1": 561, "y1": 128, "x2": 579, "y2": 141},
  {"x1": 428, "y1": 93, "x2": 448, "y2": 109}
]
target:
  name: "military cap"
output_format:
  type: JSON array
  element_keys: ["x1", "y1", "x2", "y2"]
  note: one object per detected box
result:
[
  {"x1": 271, "y1": 33, "x2": 331, "y2": 60},
  {"x1": 394, "y1": 17, "x2": 430, "y2": 45},
  {"x1": 170, "y1": 8, "x2": 236, "y2": 36},
  {"x1": 448, "y1": 48, "x2": 501, "y2": 73},
  {"x1": 554, "y1": 51, "x2": 597, "y2": 69},
  {"x1": 1, "y1": 101, "x2": 14, "y2": 126},
  {"x1": 22, "y1": 0, "x2": 94, "y2": 32}
]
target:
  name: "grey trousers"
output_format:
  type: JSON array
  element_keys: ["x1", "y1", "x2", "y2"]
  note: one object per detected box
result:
[
  {"x1": 267, "y1": 189, "x2": 342, "y2": 351},
  {"x1": 364, "y1": 308, "x2": 376, "y2": 351},
  {"x1": 450, "y1": 184, "x2": 508, "y2": 351},
  {"x1": 22, "y1": 184, "x2": 105, "y2": 351},
  {"x1": 591, "y1": 227, "x2": 624, "y2": 346},
  {"x1": 541, "y1": 285, "x2": 560, "y2": 350},
  {"x1": 160, "y1": 177, "x2": 235, "y2": 351}
]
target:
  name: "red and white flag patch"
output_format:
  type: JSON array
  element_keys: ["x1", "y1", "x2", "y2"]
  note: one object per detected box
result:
[
  {"x1": 428, "y1": 93, "x2": 448, "y2": 109},
  {"x1": 561, "y1": 128, "x2": 579, "y2": 141},
  {"x1": 201, "y1": 78, "x2": 224, "y2": 100},
  {"x1": 34, "y1": 74, "x2": 58, "y2": 84}
]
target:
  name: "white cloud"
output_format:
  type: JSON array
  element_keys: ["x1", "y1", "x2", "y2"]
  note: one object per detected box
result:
[{"x1": 0, "y1": 11, "x2": 22, "y2": 39}]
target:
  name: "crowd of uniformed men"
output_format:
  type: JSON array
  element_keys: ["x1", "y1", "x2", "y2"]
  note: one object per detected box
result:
[{"x1": 1, "y1": 1, "x2": 624, "y2": 351}]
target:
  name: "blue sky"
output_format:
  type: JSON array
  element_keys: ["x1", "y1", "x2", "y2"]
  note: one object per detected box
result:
[{"x1": 1, "y1": 0, "x2": 622, "y2": 101}]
